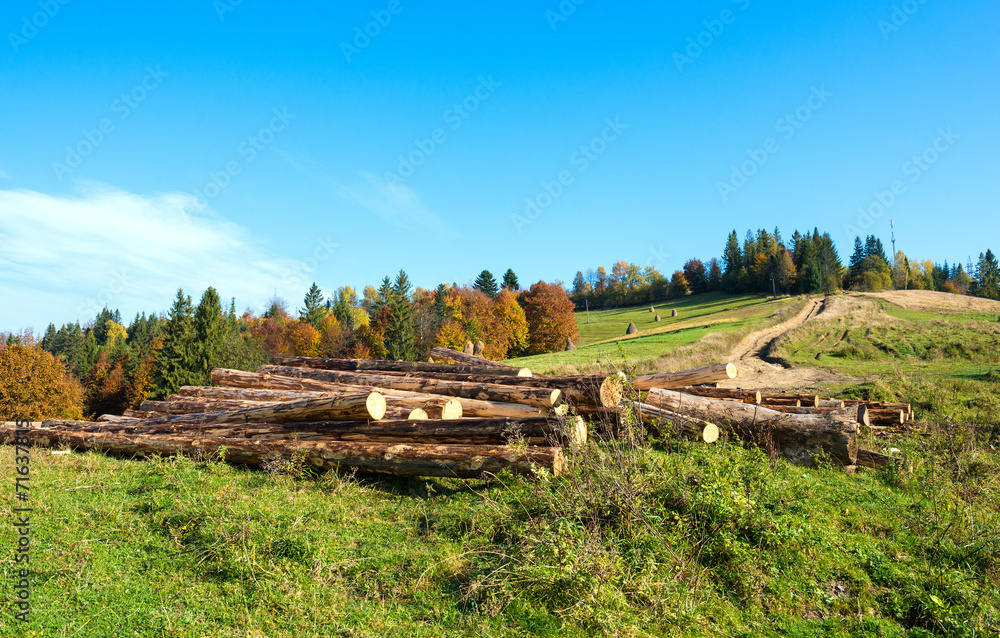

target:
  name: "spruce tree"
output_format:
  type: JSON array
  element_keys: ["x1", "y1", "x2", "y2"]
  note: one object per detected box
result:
[
  {"x1": 193, "y1": 286, "x2": 227, "y2": 379},
  {"x1": 502, "y1": 268, "x2": 520, "y2": 291},
  {"x1": 385, "y1": 270, "x2": 416, "y2": 361},
  {"x1": 152, "y1": 289, "x2": 199, "y2": 398},
  {"x1": 299, "y1": 282, "x2": 326, "y2": 329},
  {"x1": 474, "y1": 270, "x2": 499, "y2": 297},
  {"x1": 40, "y1": 323, "x2": 57, "y2": 352}
]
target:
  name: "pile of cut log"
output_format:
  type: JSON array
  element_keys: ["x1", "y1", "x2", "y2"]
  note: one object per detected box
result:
[
  {"x1": 628, "y1": 363, "x2": 905, "y2": 470},
  {"x1": 3, "y1": 348, "x2": 906, "y2": 477},
  {"x1": 8, "y1": 347, "x2": 629, "y2": 479}
]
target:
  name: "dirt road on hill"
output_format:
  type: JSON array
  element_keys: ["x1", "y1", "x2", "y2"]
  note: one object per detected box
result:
[
  {"x1": 723, "y1": 296, "x2": 844, "y2": 391},
  {"x1": 714, "y1": 290, "x2": 998, "y2": 392}
]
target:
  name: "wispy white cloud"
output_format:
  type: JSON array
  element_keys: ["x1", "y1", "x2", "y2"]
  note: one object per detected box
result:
[
  {"x1": 0, "y1": 182, "x2": 311, "y2": 330},
  {"x1": 0, "y1": 169, "x2": 10, "y2": 179},
  {"x1": 274, "y1": 150, "x2": 452, "y2": 234}
]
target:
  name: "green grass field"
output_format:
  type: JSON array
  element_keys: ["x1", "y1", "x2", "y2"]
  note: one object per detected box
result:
[
  {"x1": 507, "y1": 293, "x2": 801, "y2": 375},
  {"x1": 3, "y1": 424, "x2": 998, "y2": 637}
]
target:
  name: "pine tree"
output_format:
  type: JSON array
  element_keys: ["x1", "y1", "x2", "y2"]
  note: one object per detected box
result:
[
  {"x1": 707, "y1": 258, "x2": 723, "y2": 291},
  {"x1": 193, "y1": 286, "x2": 227, "y2": 380},
  {"x1": 376, "y1": 277, "x2": 394, "y2": 310},
  {"x1": 385, "y1": 270, "x2": 416, "y2": 360},
  {"x1": 40, "y1": 323, "x2": 57, "y2": 352},
  {"x1": 474, "y1": 270, "x2": 499, "y2": 298},
  {"x1": 299, "y1": 282, "x2": 326, "y2": 329},
  {"x1": 571, "y1": 271, "x2": 586, "y2": 295},
  {"x1": 152, "y1": 289, "x2": 199, "y2": 399},
  {"x1": 722, "y1": 230, "x2": 742, "y2": 289},
  {"x1": 977, "y1": 250, "x2": 1000, "y2": 300},
  {"x1": 502, "y1": 269, "x2": 520, "y2": 291}
]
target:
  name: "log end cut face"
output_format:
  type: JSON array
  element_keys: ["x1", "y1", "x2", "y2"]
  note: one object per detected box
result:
[{"x1": 367, "y1": 392, "x2": 387, "y2": 421}]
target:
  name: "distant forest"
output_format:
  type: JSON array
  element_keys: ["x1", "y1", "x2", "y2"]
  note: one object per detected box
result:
[{"x1": 569, "y1": 228, "x2": 999, "y2": 309}]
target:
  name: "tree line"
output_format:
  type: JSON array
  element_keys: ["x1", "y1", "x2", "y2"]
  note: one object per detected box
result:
[
  {"x1": 1, "y1": 268, "x2": 578, "y2": 420},
  {"x1": 569, "y1": 228, "x2": 999, "y2": 309}
]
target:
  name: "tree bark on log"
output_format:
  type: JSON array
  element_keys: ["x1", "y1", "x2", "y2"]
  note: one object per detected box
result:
[
  {"x1": 630, "y1": 402, "x2": 719, "y2": 442},
  {"x1": 762, "y1": 404, "x2": 871, "y2": 427},
  {"x1": 270, "y1": 355, "x2": 531, "y2": 377},
  {"x1": 156, "y1": 393, "x2": 458, "y2": 421},
  {"x1": 207, "y1": 370, "x2": 550, "y2": 419},
  {"x1": 358, "y1": 372, "x2": 623, "y2": 408},
  {"x1": 856, "y1": 449, "x2": 903, "y2": 470},
  {"x1": 817, "y1": 399, "x2": 845, "y2": 409},
  {"x1": 760, "y1": 398, "x2": 802, "y2": 408},
  {"x1": 123, "y1": 409, "x2": 166, "y2": 419},
  {"x1": 3, "y1": 426, "x2": 566, "y2": 478},
  {"x1": 633, "y1": 363, "x2": 737, "y2": 391},
  {"x1": 676, "y1": 387, "x2": 761, "y2": 404},
  {"x1": 646, "y1": 388, "x2": 857, "y2": 467},
  {"x1": 116, "y1": 393, "x2": 386, "y2": 427},
  {"x1": 429, "y1": 346, "x2": 513, "y2": 368},
  {"x1": 257, "y1": 365, "x2": 563, "y2": 408},
  {"x1": 867, "y1": 409, "x2": 906, "y2": 425},
  {"x1": 760, "y1": 394, "x2": 819, "y2": 408}
]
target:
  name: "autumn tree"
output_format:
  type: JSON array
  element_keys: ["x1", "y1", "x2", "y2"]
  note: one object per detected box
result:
[
  {"x1": 682, "y1": 259, "x2": 707, "y2": 294},
  {"x1": 0, "y1": 344, "x2": 83, "y2": 420},
  {"x1": 669, "y1": 271, "x2": 689, "y2": 298},
  {"x1": 520, "y1": 281, "x2": 579, "y2": 355}
]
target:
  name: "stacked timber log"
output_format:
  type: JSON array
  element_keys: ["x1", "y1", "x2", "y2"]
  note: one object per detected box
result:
[
  {"x1": 10, "y1": 347, "x2": 631, "y2": 478},
  {"x1": 2, "y1": 344, "x2": 911, "y2": 477}
]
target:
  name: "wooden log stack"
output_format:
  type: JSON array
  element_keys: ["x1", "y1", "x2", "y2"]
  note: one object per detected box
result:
[{"x1": 2, "y1": 348, "x2": 917, "y2": 479}]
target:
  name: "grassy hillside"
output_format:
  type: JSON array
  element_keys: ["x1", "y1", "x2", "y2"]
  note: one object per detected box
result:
[
  {"x1": 507, "y1": 293, "x2": 802, "y2": 375},
  {"x1": 3, "y1": 422, "x2": 997, "y2": 637},
  {"x1": 770, "y1": 294, "x2": 1000, "y2": 424}
]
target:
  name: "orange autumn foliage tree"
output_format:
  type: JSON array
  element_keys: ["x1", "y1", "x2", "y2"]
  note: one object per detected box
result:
[
  {"x1": 519, "y1": 281, "x2": 580, "y2": 355},
  {"x1": 0, "y1": 344, "x2": 84, "y2": 420},
  {"x1": 434, "y1": 287, "x2": 528, "y2": 360}
]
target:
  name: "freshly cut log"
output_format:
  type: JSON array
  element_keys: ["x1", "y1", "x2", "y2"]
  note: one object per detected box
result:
[
  {"x1": 5, "y1": 426, "x2": 566, "y2": 478},
  {"x1": 677, "y1": 387, "x2": 761, "y2": 404},
  {"x1": 207, "y1": 371, "x2": 551, "y2": 419},
  {"x1": 421, "y1": 398, "x2": 463, "y2": 420},
  {"x1": 179, "y1": 386, "x2": 331, "y2": 402},
  {"x1": 631, "y1": 402, "x2": 719, "y2": 443},
  {"x1": 646, "y1": 388, "x2": 857, "y2": 467},
  {"x1": 760, "y1": 398, "x2": 802, "y2": 408},
  {"x1": 257, "y1": 365, "x2": 563, "y2": 408},
  {"x1": 429, "y1": 346, "x2": 512, "y2": 368},
  {"x1": 372, "y1": 372, "x2": 623, "y2": 408},
  {"x1": 157, "y1": 393, "x2": 451, "y2": 421},
  {"x1": 856, "y1": 449, "x2": 903, "y2": 470},
  {"x1": 764, "y1": 405, "x2": 871, "y2": 427},
  {"x1": 868, "y1": 409, "x2": 905, "y2": 425},
  {"x1": 761, "y1": 394, "x2": 819, "y2": 408},
  {"x1": 115, "y1": 393, "x2": 386, "y2": 427},
  {"x1": 633, "y1": 363, "x2": 737, "y2": 391},
  {"x1": 270, "y1": 355, "x2": 531, "y2": 378},
  {"x1": 817, "y1": 399, "x2": 845, "y2": 408}
]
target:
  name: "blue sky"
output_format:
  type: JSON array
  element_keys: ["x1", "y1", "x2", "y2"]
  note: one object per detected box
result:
[{"x1": 1, "y1": 0, "x2": 997, "y2": 332}]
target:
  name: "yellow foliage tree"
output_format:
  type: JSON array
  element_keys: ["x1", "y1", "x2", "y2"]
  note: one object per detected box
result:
[{"x1": 0, "y1": 345, "x2": 84, "y2": 420}]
